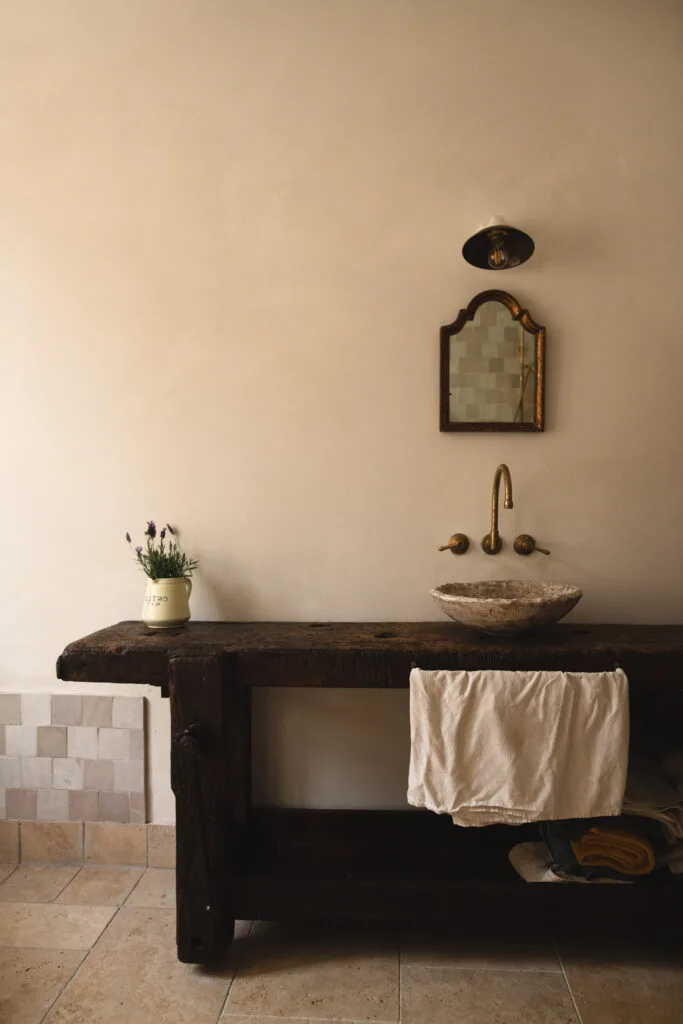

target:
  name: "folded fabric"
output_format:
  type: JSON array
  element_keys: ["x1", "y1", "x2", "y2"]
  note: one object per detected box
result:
[
  {"x1": 407, "y1": 668, "x2": 629, "y2": 826},
  {"x1": 622, "y1": 753, "x2": 683, "y2": 842},
  {"x1": 541, "y1": 816, "x2": 664, "y2": 881},
  {"x1": 661, "y1": 842, "x2": 683, "y2": 875},
  {"x1": 572, "y1": 827, "x2": 655, "y2": 876},
  {"x1": 508, "y1": 841, "x2": 631, "y2": 884}
]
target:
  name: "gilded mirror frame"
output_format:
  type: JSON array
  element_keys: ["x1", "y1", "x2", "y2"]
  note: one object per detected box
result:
[{"x1": 439, "y1": 289, "x2": 545, "y2": 432}]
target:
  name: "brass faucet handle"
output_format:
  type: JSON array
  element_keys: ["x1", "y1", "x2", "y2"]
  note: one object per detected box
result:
[
  {"x1": 438, "y1": 533, "x2": 470, "y2": 555},
  {"x1": 514, "y1": 533, "x2": 550, "y2": 556}
]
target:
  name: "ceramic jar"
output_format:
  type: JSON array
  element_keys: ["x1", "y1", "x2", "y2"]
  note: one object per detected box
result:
[{"x1": 142, "y1": 577, "x2": 192, "y2": 629}]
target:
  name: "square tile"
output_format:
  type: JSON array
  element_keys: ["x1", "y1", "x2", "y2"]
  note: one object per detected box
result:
[
  {"x1": 84, "y1": 822, "x2": 147, "y2": 865},
  {"x1": 147, "y1": 824, "x2": 175, "y2": 868},
  {"x1": 21, "y1": 694, "x2": 52, "y2": 725},
  {"x1": 83, "y1": 758, "x2": 113, "y2": 791},
  {"x1": 37, "y1": 789, "x2": 70, "y2": 821},
  {"x1": 98, "y1": 728, "x2": 131, "y2": 760},
  {"x1": 0, "y1": 821, "x2": 19, "y2": 861},
  {"x1": 126, "y1": 867, "x2": 175, "y2": 909},
  {"x1": 225, "y1": 922, "x2": 400, "y2": 1021},
  {"x1": 21, "y1": 756, "x2": 52, "y2": 789},
  {"x1": 53, "y1": 757, "x2": 84, "y2": 790},
  {"x1": 5, "y1": 726, "x2": 37, "y2": 756},
  {"x1": 400, "y1": 964, "x2": 578, "y2": 1023},
  {"x1": 112, "y1": 696, "x2": 144, "y2": 730},
  {"x1": 51, "y1": 696, "x2": 82, "y2": 727},
  {"x1": 129, "y1": 729, "x2": 145, "y2": 760},
  {"x1": 69, "y1": 790, "x2": 99, "y2": 820},
  {"x1": 0, "y1": 863, "x2": 79, "y2": 902},
  {"x1": 129, "y1": 791, "x2": 146, "y2": 824},
  {"x1": 0, "y1": 755, "x2": 22, "y2": 788},
  {"x1": 0, "y1": 694, "x2": 21, "y2": 725},
  {"x1": 113, "y1": 759, "x2": 144, "y2": 793},
  {"x1": 42, "y1": 908, "x2": 240, "y2": 1024},
  {"x1": 0, "y1": 947, "x2": 86, "y2": 1024},
  {"x1": 98, "y1": 791, "x2": 129, "y2": 823},
  {"x1": 0, "y1": 902, "x2": 115, "y2": 949},
  {"x1": 0, "y1": 724, "x2": 5, "y2": 754},
  {"x1": 6, "y1": 789, "x2": 38, "y2": 820},
  {"x1": 56, "y1": 866, "x2": 143, "y2": 906},
  {"x1": 67, "y1": 726, "x2": 98, "y2": 759},
  {"x1": 37, "y1": 726, "x2": 68, "y2": 758},
  {"x1": 82, "y1": 696, "x2": 113, "y2": 727},
  {"x1": 21, "y1": 821, "x2": 83, "y2": 862}
]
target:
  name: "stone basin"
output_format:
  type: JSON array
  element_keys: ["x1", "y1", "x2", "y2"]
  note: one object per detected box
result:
[{"x1": 431, "y1": 580, "x2": 582, "y2": 634}]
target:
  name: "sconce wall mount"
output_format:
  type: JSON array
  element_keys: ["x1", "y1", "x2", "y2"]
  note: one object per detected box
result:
[{"x1": 462, "y1": 216, "x2": 535, "y2": 270}]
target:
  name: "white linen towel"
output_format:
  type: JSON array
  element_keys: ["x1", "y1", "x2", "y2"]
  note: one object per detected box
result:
[{"x1": 407, "y1": 668, "x2": 629, "y2": 826}]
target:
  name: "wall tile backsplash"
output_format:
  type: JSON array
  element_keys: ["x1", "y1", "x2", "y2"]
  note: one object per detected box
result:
[{"x1": 0, "y1": 694, "x2": 146, "y2": 824}]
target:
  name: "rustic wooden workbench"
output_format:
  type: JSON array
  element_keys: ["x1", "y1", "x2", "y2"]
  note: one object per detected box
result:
[{"x1": 57, "y1": 621, "x2": 683, "y2": 963}]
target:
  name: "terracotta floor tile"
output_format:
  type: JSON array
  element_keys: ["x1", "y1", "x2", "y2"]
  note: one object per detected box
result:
[
  {"x1": 0, "y1": 947, "x2": 85, "y2": 1024},
  {"x1": 56, "y1": 866, "x2": 143, "y2": 906},
  {"x1": 224, "y1": 922, "x2": 399, "y2": 1022},
  {"x1": 43, "y1": 907, "x2": 248, "y2": 1024},
  {"x1": 400, "y1": 964, "x2": 578, "y2": 1023},
  {"x1": 125, "y1": 867, "x2": 175, "y2": 908},
  {"x1": 0, "y1": 864, "x2": 79, "y2": 903},
  {"x1": 0, "y1": 902, "x2": 115, "y2": 950}
]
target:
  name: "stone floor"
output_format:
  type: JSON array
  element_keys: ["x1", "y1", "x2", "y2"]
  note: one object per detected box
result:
[{"x1": 0, "y1": 861, "x2": 682, "y2": 1023}]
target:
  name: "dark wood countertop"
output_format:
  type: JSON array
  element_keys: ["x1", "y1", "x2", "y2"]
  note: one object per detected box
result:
[{"x1": 57, "y1": 620, "x2": 683, "y2": 690}]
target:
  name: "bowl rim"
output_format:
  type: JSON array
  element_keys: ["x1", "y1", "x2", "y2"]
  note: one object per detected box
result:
[{"x1": 431, "y1": 581, "x2": 583, "y2": 607}]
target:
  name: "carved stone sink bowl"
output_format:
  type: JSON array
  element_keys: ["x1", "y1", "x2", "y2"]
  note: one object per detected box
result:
[{"x1": 431, "y1": 581, "x2": 583, "y2": 634}]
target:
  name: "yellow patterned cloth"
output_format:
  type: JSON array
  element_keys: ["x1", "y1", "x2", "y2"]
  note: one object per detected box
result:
[{"x1": 571, "y1": 828, "x2": 655, "y2": 876}]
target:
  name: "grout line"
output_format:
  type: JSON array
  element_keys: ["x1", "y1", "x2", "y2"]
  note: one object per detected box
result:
[
  {"x1": 49, "y1": 865, "x2": 83, "y2": 903},
  {"x1": 554, "y1": 939, "x2": 585, "y2": 1024},
  {"x1": 0, "y1": 864, "x2": 21, "y2": 887},
  {"x1": 36, "y1": 945, "x2": 89, "y2": 1024},
  {"x1": 36, "y1": 901, "x2": 124, "y2": 1024},
  {"x1": 216, "y1": 919, "x2": 255, "y2": 1022},
  {"x1": 123, "y1": 873, "x2": 145, "y2": 905}
]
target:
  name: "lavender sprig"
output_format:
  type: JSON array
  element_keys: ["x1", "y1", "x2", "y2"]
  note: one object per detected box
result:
[{"x1": 125, "y1": 522, "x2": 197, "y2": 580}]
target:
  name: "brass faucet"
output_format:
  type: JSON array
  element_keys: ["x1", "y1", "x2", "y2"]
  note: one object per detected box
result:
[{"x1": 482, "y1": 463, "x2": 513, "y2": 554}]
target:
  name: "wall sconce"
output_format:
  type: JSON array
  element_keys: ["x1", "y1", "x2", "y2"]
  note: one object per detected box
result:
[{"x1": 462, "y1": 216, "x2": 535, "y2": 270}]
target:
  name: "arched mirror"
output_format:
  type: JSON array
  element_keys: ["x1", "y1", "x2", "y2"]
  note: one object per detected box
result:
[{"x1": 440, "y1": 290, "x2": 545, "y2": 432}]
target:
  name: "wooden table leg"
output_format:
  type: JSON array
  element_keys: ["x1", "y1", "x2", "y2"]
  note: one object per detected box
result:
[{"x1": 169, "y1": 652, "x2": 249, "y2": 964}]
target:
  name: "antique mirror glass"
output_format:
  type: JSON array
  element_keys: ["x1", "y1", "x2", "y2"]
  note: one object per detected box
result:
[{"x1": 440, "y1": 290, "x2": 545, "y2": 432}]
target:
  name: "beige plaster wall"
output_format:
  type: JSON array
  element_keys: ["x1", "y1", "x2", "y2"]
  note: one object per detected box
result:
[{"x1": 1, "y1": 0, "x2": 682, "y2": 822}]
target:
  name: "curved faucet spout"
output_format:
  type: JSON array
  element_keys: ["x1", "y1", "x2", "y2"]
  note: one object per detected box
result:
[{"x1": 482, "y1": 463, "x2": 513, "y2": 554}]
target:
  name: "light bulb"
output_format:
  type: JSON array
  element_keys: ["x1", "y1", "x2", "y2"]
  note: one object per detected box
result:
[{"x1": 487, "y1": 229, "x2": 509, "y2": 269}]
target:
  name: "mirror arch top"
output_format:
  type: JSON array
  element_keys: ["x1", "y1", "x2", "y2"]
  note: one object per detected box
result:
[{"x1": 440, "y1": 290, "x2": 545, "y2": 433}]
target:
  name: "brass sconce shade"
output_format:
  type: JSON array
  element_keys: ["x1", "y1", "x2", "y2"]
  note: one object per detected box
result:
[{"x1": 462, "y1": 216, "x2": 535, "y2": 270}]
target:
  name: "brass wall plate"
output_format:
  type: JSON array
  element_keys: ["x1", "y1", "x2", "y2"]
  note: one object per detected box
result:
[{"x1": 438, "y1": 533, "x2": 470, "y2": 555}]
